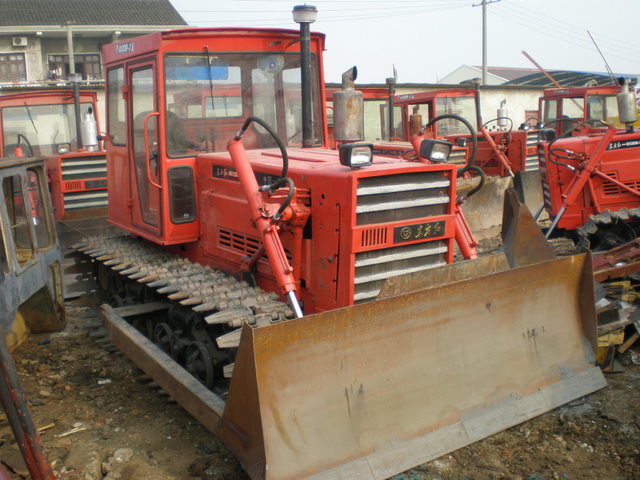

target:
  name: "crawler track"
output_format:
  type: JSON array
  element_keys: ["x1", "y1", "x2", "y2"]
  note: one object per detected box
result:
[
  {"x1": 576, "y1": 208, "x2": 640, "y2": 250},
  {"x1": 74, "y1": 235, "x2": 294, "y2": 391}
]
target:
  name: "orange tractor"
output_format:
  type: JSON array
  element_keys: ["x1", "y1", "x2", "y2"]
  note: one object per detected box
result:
[
  {"x1": 71, "y1": 22, "x2": 604, "y2": 480},
  {"x1": 0, "y1": 90, "x2": 107, "y2": 219},
  {"x1": 539, "y1": 84, "x2": 640, "y2": 137},
  {"x1": 536, "y1": 80, "x2": 640, "y2": 249}
]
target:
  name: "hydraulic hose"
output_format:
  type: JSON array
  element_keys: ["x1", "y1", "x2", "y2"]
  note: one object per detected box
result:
[
  {"x1": 16, "y1": 133, "x2": 33, "y2": 156},
  {"x1": 459, "y1": 165, "x2": 486, "y2": 201},
  {"x1": 235, "y1": 116, "x2": 294, "y2": 217},
  {"x1": 547, "y1": 118, "x2": 609, "y2": 170}
]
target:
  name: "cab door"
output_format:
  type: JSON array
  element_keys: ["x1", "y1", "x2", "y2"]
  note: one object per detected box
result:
[{"x1": 128, "y1": 61, "x2": 162, "y2": 236}]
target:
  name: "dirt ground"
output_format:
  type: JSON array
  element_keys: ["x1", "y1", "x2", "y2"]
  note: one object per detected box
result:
[{"x1": 2, "y1": 293, "x2": 639, "y2": 480}]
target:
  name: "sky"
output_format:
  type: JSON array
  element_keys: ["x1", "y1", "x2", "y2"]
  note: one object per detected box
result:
[{"x1": 168, "y1": 0, "x2": 640, "y2": 84}]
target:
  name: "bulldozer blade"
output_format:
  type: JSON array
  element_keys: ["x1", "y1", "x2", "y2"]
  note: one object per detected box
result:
[
  {"x1": 501, "y1": 187, "x2": 556, "y2": 267},
  {"x1": 459, "y1": 175, "x2": 513, "y2": 244},
  {"x1": 513, "y1": 170, "x2": 549, "y2": 222},
  {"x1": 221, "y1": 253, "x2": 605, "y2": 480}
]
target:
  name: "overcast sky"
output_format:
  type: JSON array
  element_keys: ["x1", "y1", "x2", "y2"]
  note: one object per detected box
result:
[{"x1": 169, "y1": 0, "x2": 639, "y2": 84}]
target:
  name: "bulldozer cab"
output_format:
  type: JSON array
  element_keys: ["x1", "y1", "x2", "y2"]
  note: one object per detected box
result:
[
  {"x1": 0, "y1": 90, "x2": 99, "y2": 158},
  {"x1": 395, "y1": 89, "x2": 479, "y2": 138},
  {"x1": 102, "y1": 28, "x2": 328, "y2": 246},
  {"x1": 539, "y1": 85, "x2": 640, "y2": 136}
]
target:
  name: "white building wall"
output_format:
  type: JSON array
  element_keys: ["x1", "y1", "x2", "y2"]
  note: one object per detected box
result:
[{"x1": 393, "y1": 85, "x2": 543, "y2": 126}]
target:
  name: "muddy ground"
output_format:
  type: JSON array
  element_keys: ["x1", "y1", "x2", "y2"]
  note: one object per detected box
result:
[{"x1": 1, "y1": 294, "x2": 639, "y2": 480}]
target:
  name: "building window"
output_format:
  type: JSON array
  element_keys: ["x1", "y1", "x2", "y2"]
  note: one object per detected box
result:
[
  {"x1": 48, "y1": 54, "x2": 102, "y2": 80},
  {"x1": 0, "y1": 53, "x2": 27, "y2": 82}
]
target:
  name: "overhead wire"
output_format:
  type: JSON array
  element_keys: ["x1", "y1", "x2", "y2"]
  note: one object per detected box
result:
[
  {"x1": 494, "y1": 2, "x2": 639, "y2": 63},
  {"x1": 180, "y1": 3, "x2": 469, "y2": 26},
  {"x1": 504, "y1": 2, "x2": 640, "y2": 50},
  {"x1": 490, "y1": 3, "x2": 638, "y2": 66}
]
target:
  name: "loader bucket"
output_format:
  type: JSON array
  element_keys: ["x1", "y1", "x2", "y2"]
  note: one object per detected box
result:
[{"x1": 221, "y1": 253, "x2": 605, "y2": 480}]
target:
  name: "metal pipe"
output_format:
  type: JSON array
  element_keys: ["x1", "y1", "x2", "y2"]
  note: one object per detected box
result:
[
  {"x1": 300, "y1": 21, "x2": 313, "y2": 147},
  {"x1": 66, "y1": 21, "x2": 82, "y2": 151},
  {"x1": 0, "y1": 339, "x2": 54, "y2": 480},
  {"x1": 386, "y1": 76, "x2": 396, "y2": 141}
]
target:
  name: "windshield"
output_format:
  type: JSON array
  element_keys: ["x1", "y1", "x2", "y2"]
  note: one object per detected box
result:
[
  {"x1": 434, "y1": 96, "x2": 477, "y2": 135},
  {"x1": 587, "y1": 94, "x2": 619, "y2": 124},
  {"x1": 2, "y1": 102, "x2": 95, "y2": 156},
  {"x1": 164, "y1": 52, "x2": 324, "y2": 157}
]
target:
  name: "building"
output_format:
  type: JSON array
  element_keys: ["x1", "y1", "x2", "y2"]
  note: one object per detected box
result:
[
  {"x1": 0, "y1": 0, "x2": 187, "y2": 86},
  {"x1": 437, "y1": 65, "x2": 540, "y2": 86}
]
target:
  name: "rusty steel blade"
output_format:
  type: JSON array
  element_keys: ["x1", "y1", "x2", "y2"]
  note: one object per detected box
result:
[{"x1": 222, "y1": 253, "x2": 605, "y2": 480}]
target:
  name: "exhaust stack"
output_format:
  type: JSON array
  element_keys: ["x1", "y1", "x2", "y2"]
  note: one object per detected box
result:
[
  {"x1": 333, "y1": 66, "x2": 364, "y2": 142},
  {"x1": 293, "y1": 5, "x2": 318, "y2": 148}
]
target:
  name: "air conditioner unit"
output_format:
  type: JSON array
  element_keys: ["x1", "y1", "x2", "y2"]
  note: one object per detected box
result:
[{"x1": 12, "y1": 37, "x2": 27, "y2": 47}]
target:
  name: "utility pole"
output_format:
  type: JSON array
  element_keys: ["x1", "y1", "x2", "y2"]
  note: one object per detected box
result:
[{"x1": 472, "y1": 0, "x2": 501, "y2": 85}]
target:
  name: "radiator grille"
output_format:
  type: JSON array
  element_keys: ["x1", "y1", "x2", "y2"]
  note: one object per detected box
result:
[
  {"x1": 218, "y1": 228, "x2": 261, "y2": 256},
  {"x1": 356, "y1": 172, "x2": 451, "y2": 225},
  {"x1": 61, "y1": 155, "x2": 107, "y2": 181},
  {"x1": 361, "y1": 227, "x2": 387, "y2": 247},
  {"x1": 354, "y1": 241, "x2": 447, "y2": 303},
  {"x1": 525, "y1": 131, "x2": 541, "y2": 171},
  {"x1": 64, "y1": 180, "x2": 83, "y2": 191},
  {"x1": 538, "y1": 146, "x2": 553, "y2": 210},
  {"x1": 602, "y1": 171, "x2": 640, "y2": 196},
  {"x1": 63, "y1": 190, "x2": 108, "y2": 210},
  {"x1": 448, "y1": 148, "x2": 467, "y2": 166}
]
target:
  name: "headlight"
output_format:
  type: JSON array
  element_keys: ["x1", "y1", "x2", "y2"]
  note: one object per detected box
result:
[
  {"x1": 339, "y1": 143, "x2": 373, "y2": 169},
  {"x1": 419, "y1": 139, "x2": 452, "y2": 163},
  {"x1": 57, "y1": 143, "x2": 71, "y2": 154}
]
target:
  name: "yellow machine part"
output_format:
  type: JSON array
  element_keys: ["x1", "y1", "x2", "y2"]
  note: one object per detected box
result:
[
  {"x1": 5, "y1": 310, "x2": 29, "y2": 351},
  {"x1": 4, "y1": 287, "x2": 65, "y2": 351},
  {"x1": 221, "y1": 253, "x2": 606, "y2": 480}
]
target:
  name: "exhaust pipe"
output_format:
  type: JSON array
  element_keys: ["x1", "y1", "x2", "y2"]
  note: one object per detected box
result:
[
  {"x1": 333, "y1": 67, "x2": 363, "y2": 142},
  {"x1": 293, "y1": 5, "x2": 318, "y2": 148}
]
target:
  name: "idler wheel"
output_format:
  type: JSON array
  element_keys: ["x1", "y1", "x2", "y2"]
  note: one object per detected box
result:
[
  {"x1": 185, "y1": 341, "x2": 215, "y2": 389},
  {"x1": 154, "y1": 322, "x2": 174, "y2": 356}
]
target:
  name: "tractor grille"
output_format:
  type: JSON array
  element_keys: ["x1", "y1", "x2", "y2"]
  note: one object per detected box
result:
[
  {"x1": 602, "y1": 171, "x2": 640, "y2": 196},
  {"x1": 63, "y1": 190, "x2": 108, "y2": 210},
  {"x1": 217, "y1": 227, "x2": 292, "y2": 262},
  {"x1": 61, "y1": 155, "x2": 107, "y2": 181},
  {"x1": 525, "y1": 131, "x2": 541, "y2": 171},
  {"x1": 218, "y1": 228, "x2": 261, "y2": 256},
  {"x1": 353, "y1": 241, "x2": 448, "y2": 303},
  {"x1": 354, "y1": 171, "x2": 452, "y2": 303},
  {"x1": 538, "y1": 145, "x2": 553, "y2": 210},
  {"x1": 355, "y1": 172, "x2": 451, "y2": 225},
  {"x1": 448, "y1": 147, "x2": 467, "y2": 166},
  {"x1": 61, "y1": 155, "x2": 107, "y2": 211}
]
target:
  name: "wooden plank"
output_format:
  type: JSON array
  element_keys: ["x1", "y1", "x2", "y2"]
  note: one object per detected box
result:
[
  {"x1": 112, "y1": 302, "x2": 170, "y2": 318},
  {"x1": 100, "y1": 304, "x2": 225, "y2": 435},
  {"x1": 618, "y1": 332, "x2": 640, "y2": 354}
]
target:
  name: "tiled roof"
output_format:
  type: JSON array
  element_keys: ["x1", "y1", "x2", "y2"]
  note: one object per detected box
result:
[{"x1": 0, "y1": 0, "x2": 187, "y2": 26}]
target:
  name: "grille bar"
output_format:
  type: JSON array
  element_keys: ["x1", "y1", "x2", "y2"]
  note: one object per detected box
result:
[
  {"x1": 61, "y1": 156, "x2": 107, "y2": 181},
  {"x1": 353, "y1": 240, "x2": 448, "y2": 302},
  {"x1": 355, "y1": 242, "x2": 447, "y2": 268},
  {"x1": 356, "y1": 172, "x2": 452, "y2": 225},
  {"x1": 356, "y1": 196, "x2": 450, "y2": 214},
  {"x1": 63, "y1": 190, "x2": 108, "y2": 209}
]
